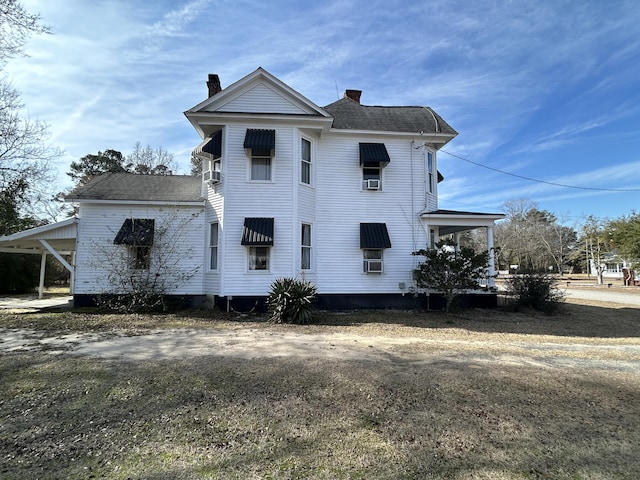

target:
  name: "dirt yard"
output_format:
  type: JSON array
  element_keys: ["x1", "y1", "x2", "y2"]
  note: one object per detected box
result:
[{"x1": 1, "y1": 296, "x2": 639, "y2": 479}]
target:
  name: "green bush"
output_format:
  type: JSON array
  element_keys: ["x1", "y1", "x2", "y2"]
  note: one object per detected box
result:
[
  {"x1": 505, "y1": 273, "x2": 565, "y2": 314},
  {"x1": 267, "y1": 277, "x2": 317, "y2": 324}
]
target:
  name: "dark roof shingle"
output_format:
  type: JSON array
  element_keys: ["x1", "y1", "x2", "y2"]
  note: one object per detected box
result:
[
  {"x1": 65, "y1": 173, "x2": 204, "y2": 203},
  {"x1": 323, "y1": 97, "x2": 457, "y2": 136}
]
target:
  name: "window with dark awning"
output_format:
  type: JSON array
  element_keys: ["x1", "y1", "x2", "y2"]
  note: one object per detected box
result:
[
  {"x1": 437, "y1": 170, "x2": 444, "y2": 183},
  {"x1": 360, "y1": 223, "x2": 391, "y2": 249},
  {"x1": 192, "y1": 130, "x2": 222, "y2": 160},
  {"x1": 113, "y1": 219, "x2": 155, "y2": 246},
  {"x1": 241, "y1": 217, "x2": 274, "y2": 245},
  {"x1": 359, "y1": 143, "x2": 390, "y2": 167},
  {"x1": 244, "y1": 129, "x2": 275, "y2": 151}
]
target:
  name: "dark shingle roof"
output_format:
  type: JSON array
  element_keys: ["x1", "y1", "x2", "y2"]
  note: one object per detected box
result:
[
  {"x1": 323, "y1": 97, "x2": 457, "y2": 135},
  {"x1": 65, "y1": 173, "x2": 203, "y2": 203}
]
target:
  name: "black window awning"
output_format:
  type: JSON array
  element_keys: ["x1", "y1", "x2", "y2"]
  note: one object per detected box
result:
[
  {"x1": 244, "y1": 129, "x2": 275, "y2": 151},
  {"x1": 360, "y1": 223, "x2": 391, "y2": 249},
  {"x1": 113, "y1": 218, "x2": 155, "y2": 246},
  {"x1": 241, "y1": 217, "x2": 274, "y2": 246},
  {"x1": 437, "y1": 170, "x2": 444, "y2": 183},
  {"x1": 359, "y1": 143, "x2": 390, "y2": 167},
  {"x1": 192, "y1": 130, "x2": 222, "y2": 161}
]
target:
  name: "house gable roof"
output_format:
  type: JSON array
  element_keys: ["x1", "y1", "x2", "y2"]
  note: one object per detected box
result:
[
  {"x1": 186, "y1": 68, "x2": 457, "y2": 144},
  {"x1": 324, "y1": 97, "x2": 457, "y2": 138},
  {"x1": 64, "y1": 173, "x2": 204, "y2": 204},
  {"x1": 186, "y1": 67, "x2": 331, "y2": 118}
]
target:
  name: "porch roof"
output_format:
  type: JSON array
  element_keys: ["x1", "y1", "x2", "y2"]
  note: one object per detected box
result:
[{"x1": 420, "y1": 209, "x2": 505, "y2": 235}]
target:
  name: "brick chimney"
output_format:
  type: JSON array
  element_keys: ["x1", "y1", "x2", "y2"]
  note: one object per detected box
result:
[
  {"x1": 345, "y1": 89, "x2": 362, "y2": 103},
  {"x1": 207, "y1": 74, "x2": 222, "y2": 97}
]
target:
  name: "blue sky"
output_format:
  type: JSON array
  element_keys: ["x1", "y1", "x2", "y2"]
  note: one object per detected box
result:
[{"x1": 6, "y1": 0, "x2": 640, "y2": 223}]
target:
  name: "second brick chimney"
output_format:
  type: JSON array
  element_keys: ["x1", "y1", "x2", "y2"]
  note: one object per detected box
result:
[
  {"x1": 207, "y1": 74, "x2": 222, "y2": 97},
  {"x1": 345, "y1": 89, "x2": 362, "y2": 103}
]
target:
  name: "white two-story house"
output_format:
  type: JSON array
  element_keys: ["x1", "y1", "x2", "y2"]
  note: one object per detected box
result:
[{"x1": 1, "y1": 68, "x2": 504, "y2": 310}]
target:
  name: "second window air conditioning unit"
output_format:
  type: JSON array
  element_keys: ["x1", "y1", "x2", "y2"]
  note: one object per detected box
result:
[
  {"x1": 366, "y1": 179, "x2": 380, "y2": 190},
  {"x1": 364, "y1": 260, "x2": 384, "y2": 273},
  {"x1": 203, "y1": 170, "x2": 221, "y2": 184}
]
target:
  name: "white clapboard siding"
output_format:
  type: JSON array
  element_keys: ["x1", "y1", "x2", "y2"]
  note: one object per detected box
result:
[
  {"x1": 313, "y1": 135, "x2": 429, "y2": 294},
  {"x1": 218, "y1": 124, "x2": 295, "y2": 296},
  {"x1": 75, "y1": 204, "x2": 205, "y2": 295},
  {"x1": 203, "y1": 186, "x2": 224, "y2": 294},
  {"x1": 216, "y1": 84, "x2": 308, "y2": 115}
]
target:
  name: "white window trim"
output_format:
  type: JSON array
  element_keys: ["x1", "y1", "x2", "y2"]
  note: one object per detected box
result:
[
  {"x1": 247, "y1": 149, "x2": 275, "y2": 183},
  {"x1": 362, "y1": 165, "x2": 382, "y2": 191},
  {"x1": 427, "y1": 150, "x2": 435, "y2": 194},
  {"x1": 127, "y1": 245, "x2": 151, "y2": 270},
  {"x1": 247, "y1": 246, "x2": 271, "y2": 272},
  {"x1": 363, "y1": 248, "x2": 384, "y2": 274},
  {"x1": 209, "y1": 222, "x2": 219, "y2": 271},
  {"x1": 300, "y1": 137, "x2": 313, "y2": 186},
  {"x1": 301, "y1": 222, "x2": 312, "y2": 271}
]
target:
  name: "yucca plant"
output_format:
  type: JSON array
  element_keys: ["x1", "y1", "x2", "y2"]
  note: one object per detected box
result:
[{"x1": 267, "y1": 277, "x2": 317, "y2": 324}]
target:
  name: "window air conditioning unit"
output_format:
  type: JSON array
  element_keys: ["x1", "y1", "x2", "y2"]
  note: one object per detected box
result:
[
  {"x1": 364, "y1": 260, "x2": 384, "y2": 273},
  {"x1": 366, "y1": 179, "x2": 380, "y2": 190},
  {"x1": 203, "y1": 170, "x2": 221, "y2": 184}
]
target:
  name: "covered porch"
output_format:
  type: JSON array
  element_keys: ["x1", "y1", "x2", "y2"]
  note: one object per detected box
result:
[
  {"x1": 0, "y1": 218, "x2": 78, "y2": 299},
  {"x1": 420, "y1": 209, "x2": 505, "y2": 287}
]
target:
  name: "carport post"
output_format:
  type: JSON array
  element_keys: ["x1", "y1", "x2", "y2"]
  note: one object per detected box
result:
[{"x1": 39, "y1": 250, "x2": 47, "y2": 299}]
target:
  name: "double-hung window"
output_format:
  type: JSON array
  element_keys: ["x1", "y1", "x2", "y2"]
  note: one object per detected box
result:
[
  {"x1": 360, "y1": 223, "x2": 391, "y2": 274},
  {"x1": 248, "y1": 246, "x2": 269, "y2": 271},
  {"x1": 362, "y1": 165, "x2": 381, "y2": 190},
  {"x1": 128, "y1": 246, "x2": 151, "y2": 270},
  {"x1": 113, "y1": 218, "x2": 155, "y2": 270},
  {"x1": 363, "y1": 249, "x2": 383, "y2": 273},
  {"x1": 427, "y1": 151, "x2": 434, "y2": 194},
  {"x1": 301, "y1": 138, "x2": 311, "y2": 185},
  {"x1": 245, "y1": 129, "x2": 275, "y2": 182},
  {"x1": 242, "y1": 217, "x2": 274, "y2": 272},
  {"x1": 209, "y1": 222, "x2": 219, "y2": 270},
  {"x1": 359, "y1": 143, "x2": 389, "y2": 190},
  {"x1": 301, "y1": 223, "x2": 311, "y2": 270},
  {"x1": 250, "y1": 149, "x2": 272, "y2": 181}
]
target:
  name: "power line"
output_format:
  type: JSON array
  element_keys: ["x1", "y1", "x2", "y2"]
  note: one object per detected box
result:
[{"x1": 439, "y1": 149, "x2": 640, "y2": 192}]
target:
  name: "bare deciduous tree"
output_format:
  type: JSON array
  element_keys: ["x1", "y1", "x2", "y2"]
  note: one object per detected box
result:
[
  {"x1": 1, "y1": 1, "x2": 59, "y2": 222},
  {"x1": 91, "y1": 213, "x2": 201, "y2": 312},
  {"x1": 581, "y1": 215, "x2": 609, "y2": 285},
  {"x1": 0, "y1": 0, "x2": 49, "y2": 65},
  {"x1": 128, "y1": 142, "x2": 177, "y2": 175}
]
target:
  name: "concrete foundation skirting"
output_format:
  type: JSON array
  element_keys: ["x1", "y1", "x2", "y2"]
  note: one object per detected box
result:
[{"x1": 73, "y1": 292, "x2": 498, "y2": 312}]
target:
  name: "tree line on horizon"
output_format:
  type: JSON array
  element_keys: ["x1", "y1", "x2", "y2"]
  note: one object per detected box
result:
[{"x1": 461, "y1": 199, "x2": 640, "y2": 284}]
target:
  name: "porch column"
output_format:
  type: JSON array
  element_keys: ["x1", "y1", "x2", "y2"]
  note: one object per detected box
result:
[
  {"x1": 453, "y1": 233, "x2": 460, "y2": 252},
  {"x1": 486, "y1": 226, "x2": 496, "y2": 287},
  {"x1": 38, "y1": 250, "x2": 47, "y2": 299}
]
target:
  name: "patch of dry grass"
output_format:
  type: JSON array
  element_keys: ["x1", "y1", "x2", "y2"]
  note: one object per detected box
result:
[
  {"x1": 1, "y1": 302, "x2": 639, "y2": 479},
  {"x1": 1, "y1": 352, "x2": 638, "y2": 479}
]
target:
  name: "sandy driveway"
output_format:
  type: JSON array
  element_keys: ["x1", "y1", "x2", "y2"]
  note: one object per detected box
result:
[{"x1": 2, "y1": 325, "x2": 639, "y2": 374}]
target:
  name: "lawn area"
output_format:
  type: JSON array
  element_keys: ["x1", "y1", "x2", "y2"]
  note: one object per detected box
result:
[{"x1": 1, "y1": 301, "x2": 639, "y2": 479}]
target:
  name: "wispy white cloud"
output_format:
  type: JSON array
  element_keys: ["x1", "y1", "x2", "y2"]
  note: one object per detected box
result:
[{"x1": 6, "y1": 0, "x2": 640, "y2": 219}]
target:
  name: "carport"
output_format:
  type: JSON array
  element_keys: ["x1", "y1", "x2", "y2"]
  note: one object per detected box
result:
[{"x1": 0, "y1": 218, "x2": 78, "y2": 298}]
